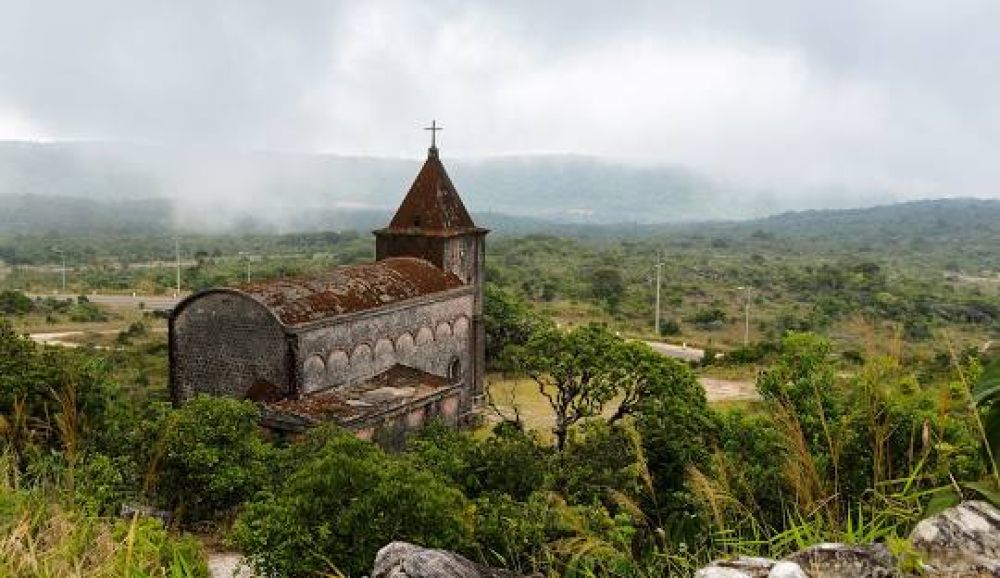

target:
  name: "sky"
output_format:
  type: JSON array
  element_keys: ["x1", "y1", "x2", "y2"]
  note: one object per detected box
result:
[{"x1": 1, "y1": 0, "x2": 998, "y2": 198}]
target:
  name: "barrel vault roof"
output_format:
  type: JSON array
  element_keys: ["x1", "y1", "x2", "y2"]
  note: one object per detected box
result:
[{"x1": 239, "y1": 257, "x2": 464, "y2": 326}]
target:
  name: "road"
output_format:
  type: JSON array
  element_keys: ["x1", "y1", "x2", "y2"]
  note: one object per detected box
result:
[
  {"x1": 642, "y1": 340, "x2": 759, "y2": 402},
  {"x1": 643, "y1": 340, "x2": 705, "y2": 362},
  {"x1": 28, "y1": 293, "x2": 183, "y2": 310}
]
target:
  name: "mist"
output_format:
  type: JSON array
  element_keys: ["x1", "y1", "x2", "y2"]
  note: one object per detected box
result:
[{"x1": 1, "y1": 0, "x2": 999, "y2": 228}]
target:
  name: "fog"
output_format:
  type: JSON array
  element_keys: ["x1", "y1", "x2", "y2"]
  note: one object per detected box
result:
[{"x1": 1, "y1": 0, "x2": 998, "y2": 225}]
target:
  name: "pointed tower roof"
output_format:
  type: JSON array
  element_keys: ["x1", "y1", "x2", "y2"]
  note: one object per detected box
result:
[{"x1": 384, "y1": 146, "x2": 481, "y2": 234}]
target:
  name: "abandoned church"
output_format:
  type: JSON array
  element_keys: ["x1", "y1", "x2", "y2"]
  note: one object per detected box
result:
[{"x1": 168, "y1": 138, "x2": 487, "y2": 444}]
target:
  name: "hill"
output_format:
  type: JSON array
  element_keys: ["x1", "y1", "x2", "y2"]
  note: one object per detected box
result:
[{"x1": 0, "y1": 140, "x2": 905, "y2": 228}]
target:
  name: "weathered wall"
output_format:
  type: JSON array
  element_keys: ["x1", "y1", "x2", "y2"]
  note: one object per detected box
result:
[
  {"x1": 170, "y1": 291, "x2": 289, "y2": 404},
  {"x1": 294, "y1": 290, "x2": 474, "y2": 397}
]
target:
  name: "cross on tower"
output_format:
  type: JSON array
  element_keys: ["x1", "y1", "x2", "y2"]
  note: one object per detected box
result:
[{"x1": 424, "y1": 120, "x2": 443, "y2": 149}]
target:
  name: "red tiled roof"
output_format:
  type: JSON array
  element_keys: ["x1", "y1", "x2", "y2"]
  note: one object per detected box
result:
[
  {"x1": 264, "y1": 364, "x2": 458, "y2": 427},
  {"x1": 385, "y1": 148, "x2": 478, "y2": 232},
  {"x1": 240, "y1": 257, "x2": 463, "y2": 326}
]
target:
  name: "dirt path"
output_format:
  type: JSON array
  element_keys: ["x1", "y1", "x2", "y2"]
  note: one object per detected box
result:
[
  {"x1": 28, "y1": 330, "x2": 119, "y2": 348},
  {"x1": 700, "y1": 377, "x2": 759, "y2": 402}
]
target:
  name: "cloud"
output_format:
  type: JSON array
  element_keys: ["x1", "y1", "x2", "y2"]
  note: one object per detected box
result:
[{"x1": 0, "y1": 0, "x2": 998, "y2": 198}]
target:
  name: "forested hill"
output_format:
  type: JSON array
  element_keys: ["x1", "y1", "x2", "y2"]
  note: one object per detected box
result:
[
  {"x1": 693, "y1": 198, "x2": 1000, "y2": 257},
  {"x1": 0, "y1": 140, "x2": 910, "y2": 226}
]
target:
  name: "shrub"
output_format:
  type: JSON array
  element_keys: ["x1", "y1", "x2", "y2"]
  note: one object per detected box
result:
[
  {"x1": 233, "y1": 428, "x2": 472, "y2": 577},
  {"x1": 558, "y1": 421, "x2": 643, "y2": 507},
  {"x1": 658, "y1": 318, "x2": 681, "y2": 335},
  {"x1": 685, "y1": 307, "x2": 728, "y2": 329},
  {"x1": 0, "y1": 290, "x2": 32, "y2": 315},
  {"x1": 408, "y1": 421, "x2": 550, "y2": 500},
  {"x1": 0, "y1": 321, "x2": 121, "y2": 470},
  {"x1": 635, "y1": 356, "x2": 714, "y2": 528},
  {"x1": 153, "y1": 395, "x2": 272, "y2": 524}
]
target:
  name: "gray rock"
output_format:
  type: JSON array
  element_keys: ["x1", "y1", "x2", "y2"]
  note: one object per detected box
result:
[
  {"x1": 909, "y1": 500, "x2": 1000, "y2": 576},
  {"x1": 785, "y1": 542, "x2": 898, "y2": 577},
  {"x1": 372, "y1": 542, "x2": 524, "y2": 578},
  {"x1": 767, "y1": 561, "x2": 807, "y2": 578},
  {"x1": 694, "y1": 556, "x2": 775, "y2": 578}
]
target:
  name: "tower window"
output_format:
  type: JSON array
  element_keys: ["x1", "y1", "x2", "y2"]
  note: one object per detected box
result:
[
  {"x1": 448, "y1": 358, "x2": 462, "y2": 381},
  {"x1": 413, "y1": 216, "x2": 422, "y2": 227}
]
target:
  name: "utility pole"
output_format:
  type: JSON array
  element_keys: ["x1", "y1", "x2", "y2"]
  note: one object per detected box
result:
[
  {"x1": 52, "y1": 246, "x2": 66, "y2": 293},
  {"x1": 174, "y1": 236, "x2": 181, "y2": 297},
  {"x1": 737, "y1": 286, "x2": 751, "y2": 345},
  {"x1": 239, "y1": 251, "x2": 250, "y2": 283},
  {"x1": 654, "y1": 252, "x2": 664, "y2": 336}
]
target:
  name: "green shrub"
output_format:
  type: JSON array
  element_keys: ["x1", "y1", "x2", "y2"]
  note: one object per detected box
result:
[
  {"x1": 558, "y1": 421, "x2": 643, "y2": 507},
  {"x1": 233, "y1": 428, "x2": 472, "y2": 577},
  {"x1": 153, "y1": 395, "x2": 272, "y2": 524},
  {"x1": 0, "y1": 321, "x2": 121, "y2": 469},
  {"x1": 0, "y1": 290, "x2": 32, "y2": 315},
  {"x1": 408, "y1": 421, "x2": 550, "y2": 500}
]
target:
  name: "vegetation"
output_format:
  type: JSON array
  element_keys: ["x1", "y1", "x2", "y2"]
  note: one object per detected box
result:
[{"x1": 1, "y1": 199, "x2": 998, "y2": 575}]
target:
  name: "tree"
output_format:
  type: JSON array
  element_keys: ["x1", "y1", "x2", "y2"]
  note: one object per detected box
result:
[
  {"x1": 484, "y1": 284, "x2": 544, "y2": 370},
  {"x1": 590, "y1": 267, "x2": 625, "y2": 312},
  {"x1": 608, "y1": 340, "x2": 705, "y2": 423},
  {"x1": 507, "y1": 324, "x2": 623, "y2": 450}
]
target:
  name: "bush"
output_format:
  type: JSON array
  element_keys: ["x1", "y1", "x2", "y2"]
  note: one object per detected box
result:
[
  {"x1": 0, "y1": 290, "x2": 32, "y2": 315},
  {"x1": 233, "y1": 428, "x2": 472, "y2": 577},
  {"x1": 153, "y1": 395, "x2": 273, "y2": 524},
  {"x1": 408, "y1": 421, "x2": 550, "y2": 500},
  {"x1": 658, "y1": 318, "x2": 681, "y2": 335},
  {"x1": 0, "y1": 321, "x2": 121, "y2": 469},
  {"x1": 685, "y1": 307, "x2": 728, "y2": 329},
  {"x1": 558, "y1": 421, "x2": 643, "y2": 507}
]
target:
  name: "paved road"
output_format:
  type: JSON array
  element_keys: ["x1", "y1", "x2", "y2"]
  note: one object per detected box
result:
[
  {"x1": 643, "y1": 340, "x2": 705, "y2": 362},
  {"x1": 28, "y1": 293, "x2": 184, "y2": 310}
]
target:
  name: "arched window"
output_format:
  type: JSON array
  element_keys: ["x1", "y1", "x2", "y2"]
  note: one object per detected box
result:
[{"x1": 448, "y1": 358, "x2": 462, "y2": 381}]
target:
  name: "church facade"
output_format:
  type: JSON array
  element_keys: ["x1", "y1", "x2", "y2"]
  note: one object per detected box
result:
[{"x1": 168, "y1": 143, "x2": 487, "y2": 443}]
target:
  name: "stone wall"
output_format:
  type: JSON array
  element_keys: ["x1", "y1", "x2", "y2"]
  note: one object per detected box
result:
[
  {"x1": 170, "y1": 290, "x2": 289, "y2": 404},
  {"x1": 294, "y1": 290, "x2": 475, "y2": 400}
]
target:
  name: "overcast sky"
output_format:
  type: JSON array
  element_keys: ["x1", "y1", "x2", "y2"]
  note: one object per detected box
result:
[{"x1": 1, "y1": 0, "x2": 998, "y2": 197}]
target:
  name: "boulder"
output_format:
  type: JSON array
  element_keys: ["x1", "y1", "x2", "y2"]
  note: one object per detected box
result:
[
  {"x1": 372, "y1": 542, "x2": 524, "y2": 578},
  {"x1": 767, "y1": 561, "x2": 808, "y2": 578},
  {"x1": 909, "y1": 500, "x2": 1000, "y2": 576},
  {"x1": 693, "y1": 556, "x2": 775, "y2": 578},
  {"x1": 784, "y1": 542, "x2": 897, "y2": 577}
]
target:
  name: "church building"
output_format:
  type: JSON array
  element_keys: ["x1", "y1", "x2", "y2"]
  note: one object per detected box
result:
[{"x1": 168, "y1": 136, "x2": 487, "y2": 444}]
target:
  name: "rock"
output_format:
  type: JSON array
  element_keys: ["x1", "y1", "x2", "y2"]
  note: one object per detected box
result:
[
  {"x1": 694, "y1": 556, "x2": 775, "y2": 578},
  {"x1": 207, "y1": 552, "x2": 257, "y2": 578},
  {"x1": 372, "y1": 542, "x2": 524, "y2": 578},
  {"x1": 767, "y1": 561, "x2": 807, "y2": 578},
  {"x1": 909, "y1": 500, "x2": 1000, "y2": 576},
  {"x1": 119, "y1": 503, "x2": 172, "y2": 526},
  {"x1": 785, "y1": 542, "x2": 897, "y2": 577}
]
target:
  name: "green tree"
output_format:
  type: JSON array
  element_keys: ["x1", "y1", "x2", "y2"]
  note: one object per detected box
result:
[
  {"x1": 590, "y1": 267, "x2": 625, "y2": 312},
  {"x1": 153, "y1": 395, "x2": 273, "y2": 523},
  {"x1": 233, "y1": 428, "x2": 472, "y2": 577},
  {"x1": 484, "y1": 284, "x2": 542, "y2": 370},
  {"x1": 507, "y1": 324, "x2": 623, "y2": 450}
]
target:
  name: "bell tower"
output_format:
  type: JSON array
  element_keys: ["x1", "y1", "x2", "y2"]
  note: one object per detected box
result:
[{"x1": 373, "y1": 122, "x2": 488, "y2": 406}]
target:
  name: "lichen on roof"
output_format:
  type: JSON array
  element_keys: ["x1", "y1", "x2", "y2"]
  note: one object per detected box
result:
[
  {"x1": 265, "y1": 364, "x2": 457, "y2": 426},
  {"x1": 240, "y1": 257, "x2": 463, "y2": 326},
  {"x1": 385, "y1": 148, "x2": 478, "y2": 232}
]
